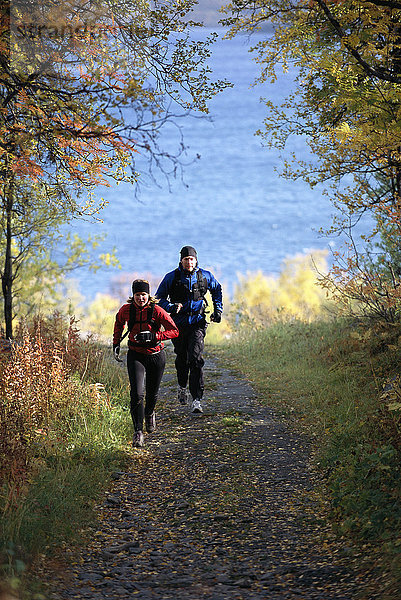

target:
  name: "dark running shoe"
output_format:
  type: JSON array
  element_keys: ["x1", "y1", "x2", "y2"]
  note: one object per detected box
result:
[
  {"x1": 133, "y1": 431, "x2": 144, "y2": 448},
  {"x1": 177, "y1": 386, "x2": 188, "y2": 405},
  {"x1": 145, "y1": 413, "x2": 156, "y2": 433}
]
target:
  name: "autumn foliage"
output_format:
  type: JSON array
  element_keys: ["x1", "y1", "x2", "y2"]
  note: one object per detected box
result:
[
  {"x1": 0, "y1": 315, "x2": 110, "y2": 493},
  {"x1": 228, "y1": 251, "x2": 330, "y2": 328},
  {"x1": 1, "y1": 0, "x2": 227, "y2": 338},
  {"x1": 224, "y1": 0, "x2": 401, "y2": 323}
]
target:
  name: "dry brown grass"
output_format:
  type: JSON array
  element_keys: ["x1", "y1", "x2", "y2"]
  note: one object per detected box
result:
[{"x1": 0, "y1": 314, "x2": 109, "y2": 492}]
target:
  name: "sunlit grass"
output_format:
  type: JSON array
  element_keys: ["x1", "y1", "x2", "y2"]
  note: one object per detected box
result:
[{"x1": 211, "y1": 316, "x2": 401, "y2": 584}]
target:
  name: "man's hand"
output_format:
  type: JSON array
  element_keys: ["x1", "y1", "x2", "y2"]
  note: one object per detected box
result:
[
  {"x1": 210, "y1": 311, "x2": 222, "y2": 323},
  {"x1": 113, "y1": 344, "x2": 122, "y2": 362},
  {"x1": 171, "y1": 303, "x2": 183, "y2": 314},
  {"x1": 135, "y1": 331, "x2": 157, "y2": 345}
]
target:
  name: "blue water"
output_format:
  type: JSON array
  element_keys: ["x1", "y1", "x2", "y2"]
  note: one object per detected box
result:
[{"x1": 66, "y1": 29, "x2": 366, "y2": 302}]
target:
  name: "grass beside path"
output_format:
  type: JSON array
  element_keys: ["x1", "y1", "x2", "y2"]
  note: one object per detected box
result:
[
  {"x1": 209, "y1": 318, "x2": 401, "y2": 596},
  {"x1": 44, "y1": 353, "x2": 379, "y2": 600},
  {"x1": 0, "y1": 340, "x2": 133, "y2": 599}
]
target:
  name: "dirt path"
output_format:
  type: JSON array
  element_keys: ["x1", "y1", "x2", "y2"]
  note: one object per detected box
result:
[{"x1": 46, "y1": 352, "x2": 380, "y2": 599}]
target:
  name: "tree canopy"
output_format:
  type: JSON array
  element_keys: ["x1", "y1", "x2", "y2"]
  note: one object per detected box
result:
[
  {"x1": 1, "y1": 0, "x2": 228, "y2": 336},
  {"x1": 223, "y1": 0, "x2": 401, "y2": 319}
]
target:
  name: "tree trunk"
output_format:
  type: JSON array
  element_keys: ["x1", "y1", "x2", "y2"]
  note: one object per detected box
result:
[
  {"x1": 2, "y1": 183, "x2": 13, "y2": 339},
  {"x1": 1, "y1": 3, "x2": 13, "y2": 339}
]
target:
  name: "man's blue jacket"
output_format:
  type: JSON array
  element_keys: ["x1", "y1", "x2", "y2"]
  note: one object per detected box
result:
[{"x1": 156, "y1": 265, "x2": 223, "y2": 327}]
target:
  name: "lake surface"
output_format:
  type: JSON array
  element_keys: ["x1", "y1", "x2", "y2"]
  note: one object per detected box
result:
[{"x1": 67, "y1": 28, "x2": 367, "y2": 303}]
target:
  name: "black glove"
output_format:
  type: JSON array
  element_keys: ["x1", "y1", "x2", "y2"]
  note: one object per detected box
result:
[
  {"x1": 135, "y1": 331, "x2": 157, "y2": 346},
  {"x1": 210, "y1": 311, "x2": 222, "y2": 323},
  {"x1": 113, "y1": 344, "x2": 122, "y2": 362}
]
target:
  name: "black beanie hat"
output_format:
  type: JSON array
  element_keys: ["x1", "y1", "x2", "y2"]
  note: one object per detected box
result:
[
  {"x1": 180, "y1": 246, "x2": 197, "y2": 260},
  {"x1": 132, "y1": 280, "x2": 150, "y2": 294}
]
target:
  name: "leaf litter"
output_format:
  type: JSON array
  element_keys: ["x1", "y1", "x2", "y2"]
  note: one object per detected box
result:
[{"x1": 45, "y1": 353, "x2": 383, "y2": 599}]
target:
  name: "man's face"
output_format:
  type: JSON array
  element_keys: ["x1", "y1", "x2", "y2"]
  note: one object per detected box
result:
[{"x1": 181, "y1": 256, "x2": 197, "y2": 272}]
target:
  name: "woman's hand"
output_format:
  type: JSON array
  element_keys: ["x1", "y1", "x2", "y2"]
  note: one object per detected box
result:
[{"x1": 113, "y1": 344, "x2": 122, "y2": 362}]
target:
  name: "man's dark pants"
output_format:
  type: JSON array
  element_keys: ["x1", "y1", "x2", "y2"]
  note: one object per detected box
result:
[{"x1": 172, "y1": 321, "x2": 207, "y2": 400}]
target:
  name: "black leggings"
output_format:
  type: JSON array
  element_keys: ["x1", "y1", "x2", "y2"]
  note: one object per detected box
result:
[
  {"x1": 172, "y1": 322, "x2": 207, "y2": 400},
  {"x1": 127, "y1": 349, "x2": 166, "y2": 432}
]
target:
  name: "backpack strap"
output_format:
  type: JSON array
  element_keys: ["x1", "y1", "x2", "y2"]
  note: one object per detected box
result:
[
  {"x1": 127, "y1": 301, "x2": 136, "y2": 333},
  {"x1": 169, "y1": 269, "x2": 182, "y2": 303},
  {"x1": 120, "y1": 302, "x2": 158, "y2": 343},
  {"x1": 195, "y1": 269, "x2": 208, "y2": 300},
  {"x1": 147, "y1": 302, "x2": 160, "y2": 331},
  {"x1": 196, "y1": 269, "x2": 209, "y2": 312}
]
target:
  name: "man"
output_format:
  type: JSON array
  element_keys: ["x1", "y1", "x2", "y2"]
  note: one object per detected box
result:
[{"x1": 156, "y1": 246, "x2": 223, "y2": 414}]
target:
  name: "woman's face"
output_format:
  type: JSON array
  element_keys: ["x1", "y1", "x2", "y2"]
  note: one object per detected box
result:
[{"x1": 134, "y1": 292, "x2": 149, "y2": 307}]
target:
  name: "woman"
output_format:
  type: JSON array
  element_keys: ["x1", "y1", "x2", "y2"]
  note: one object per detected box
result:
[{"x1": 113, "y1": 279, "x2": 179, "y2": 448}]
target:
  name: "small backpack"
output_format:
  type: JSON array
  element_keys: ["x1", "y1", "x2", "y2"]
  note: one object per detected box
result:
[{"x1": 170, "y1": 268, "x2": 208, "y2": 303}]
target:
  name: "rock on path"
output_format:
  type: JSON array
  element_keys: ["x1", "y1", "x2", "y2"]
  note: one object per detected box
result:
[{"x1": 46, "y1": 354, "x2": 380, "y2": 600}]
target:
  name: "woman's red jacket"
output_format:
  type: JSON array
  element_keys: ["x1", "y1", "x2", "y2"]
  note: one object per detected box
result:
[{"x1": 113, "y1": 302, "x2": 179, "y2": 355}]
